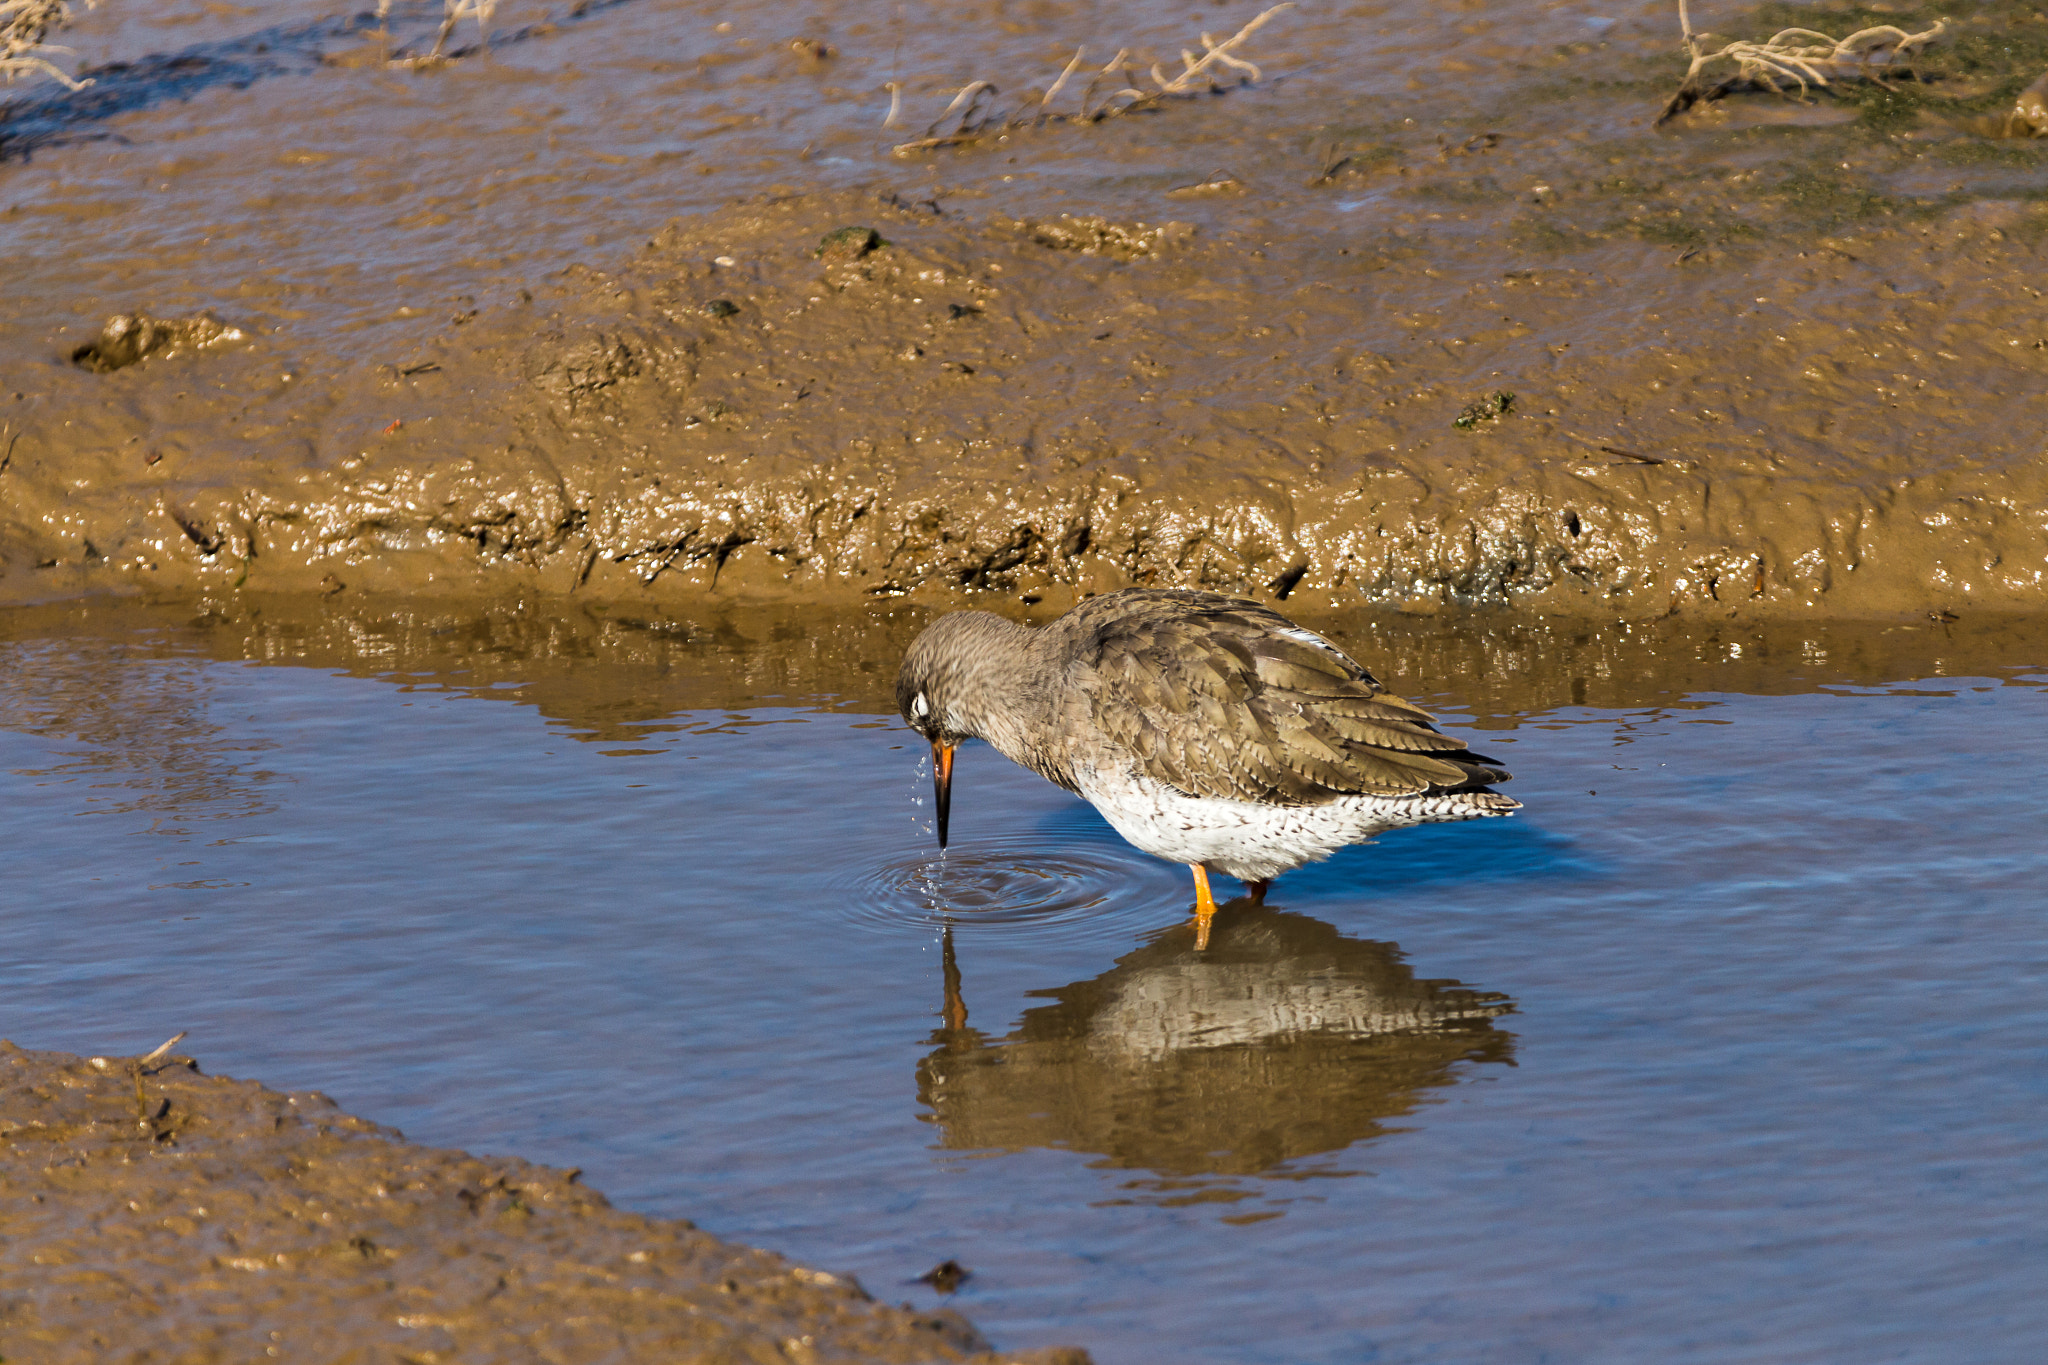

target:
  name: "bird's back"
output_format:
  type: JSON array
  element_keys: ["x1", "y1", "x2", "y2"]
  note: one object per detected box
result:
[{"x1": 1039, "y1": 589, "x2": 1509, "y2": 806}]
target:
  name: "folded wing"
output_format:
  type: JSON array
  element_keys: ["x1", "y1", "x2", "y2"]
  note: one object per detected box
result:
[{"x1": 1069, "y1": 591, "x2": 1510, "y2": 806}]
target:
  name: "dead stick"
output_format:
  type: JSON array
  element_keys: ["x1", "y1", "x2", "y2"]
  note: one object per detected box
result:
[{"x1": 138, "y1": 1031, "x2": 189, "y2": 1067}]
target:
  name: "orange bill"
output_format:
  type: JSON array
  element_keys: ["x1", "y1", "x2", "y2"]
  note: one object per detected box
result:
[{"x1": 933, "y1": 741, "x2": 955, "y2": 848}]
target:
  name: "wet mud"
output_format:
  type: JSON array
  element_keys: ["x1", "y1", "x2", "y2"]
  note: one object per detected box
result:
[
  {"x1": 3, "y1": 0, "x2": 2046, "y2": 618},
  {"x1": 0, "y1": 1038, "x2": 1086, "y2": 1364}
]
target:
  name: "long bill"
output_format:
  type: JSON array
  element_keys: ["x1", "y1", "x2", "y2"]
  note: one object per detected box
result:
[{"x1": 932, "y1": 741, "x2": 955, "y2": 848}]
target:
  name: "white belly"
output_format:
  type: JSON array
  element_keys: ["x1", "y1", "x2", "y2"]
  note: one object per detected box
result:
[{"x1": 1074, "y1": 766, "x2": 1515, "y2": 883}]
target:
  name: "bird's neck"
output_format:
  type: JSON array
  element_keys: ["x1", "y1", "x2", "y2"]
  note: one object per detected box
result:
[{"x1": 949, "y1": 617, "x2": 1062, "y2": 777}]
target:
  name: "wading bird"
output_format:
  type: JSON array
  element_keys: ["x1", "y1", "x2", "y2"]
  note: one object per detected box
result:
[{"x1": 896, "y1": 588, "x2": 1517, "y2": 947}]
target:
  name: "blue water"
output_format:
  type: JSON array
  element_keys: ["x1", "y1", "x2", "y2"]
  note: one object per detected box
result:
[{"x1": 3, "y1": 616, "x2": 2045, "y2": 1364}]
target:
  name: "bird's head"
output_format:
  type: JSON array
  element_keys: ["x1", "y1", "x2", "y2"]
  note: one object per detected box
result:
[
  {"x1": 896, "y1": 611, "x2": 1023, "y2": 849},
  {"x1": 894, "y1": 657, "x2": 964, "y2": 749},
  {"x1": 895, "y1": 611, "x2": 1017, "y2": 743}
]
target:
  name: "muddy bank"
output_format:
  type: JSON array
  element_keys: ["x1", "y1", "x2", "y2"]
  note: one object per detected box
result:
[
  {"x1": 3, "y1": 0, "x2": 2047, "y2": 617},
  {"x1": 0, "y1": 1038, "x2": 1084, "y2": 1364}
]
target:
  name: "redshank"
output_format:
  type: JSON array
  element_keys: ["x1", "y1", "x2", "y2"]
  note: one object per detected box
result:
[{"x1": 895, "y1": 588, "x2": 1517, "y2": 947}]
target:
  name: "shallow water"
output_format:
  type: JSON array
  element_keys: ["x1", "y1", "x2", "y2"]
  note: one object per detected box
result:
[{"x1": 4, "y1": 601, "x2": 2045, "y2": 1363}]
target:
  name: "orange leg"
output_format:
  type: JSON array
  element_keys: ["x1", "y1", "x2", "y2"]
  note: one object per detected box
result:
[
  {"x1": 1246, "y1": 879, "x2": 1271, "y2": 905},
  {"x1": 1189, "y1": 865, "x2": 1218, "y2": 950}
]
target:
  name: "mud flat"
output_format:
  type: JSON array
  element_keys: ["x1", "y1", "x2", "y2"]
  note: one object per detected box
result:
[
  {"x1": 0, "y1": 1038, "x2": 1085, "y2": 1363},
  {"x1": 4, "y1": 0, "x2": 2047, "y2": 618}
]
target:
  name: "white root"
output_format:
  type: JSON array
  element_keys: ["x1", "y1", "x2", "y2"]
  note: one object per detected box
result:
[
  {"x1": 1660, "y1": 2, "x2": 1948, "y2": 124},
  {"x1": 2, "y1": 0, "x2": 98, "y2": 89},
  {"x1": 892, "y1": 4, "x2": 1292, "y2": 155}
]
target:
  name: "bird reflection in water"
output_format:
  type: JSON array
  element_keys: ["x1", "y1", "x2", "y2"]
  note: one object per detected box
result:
[{"x1": 918, "y1": 903, "x2": 1516, "y2": 1198}]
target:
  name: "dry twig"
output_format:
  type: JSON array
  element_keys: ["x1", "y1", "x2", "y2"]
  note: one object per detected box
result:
[
  {"x1": 126, "y1": 1032, "x2": 188, "y2": 1133},
  {"x1": 1657, "y1": 0, "x2": 1947, "y2": 124},
  {"x1": 380, "y1": 0, "x2": 499, "y2": 66},
  {"x1": 426, "y1": 0, "x2": 498, "y2": 61},
  {"x1": 891, "y1": 3, "x2": 1292, "y2": 155},
  {"x1": 2, "y1": 0, "x2": 97, "y2": 89},
  {"x1": 1171, "y1": 166, "x2": 1249, "y2": 195},
  {"x1": 138, "y1": 1031, "x2": 188, "y2": 1068}
]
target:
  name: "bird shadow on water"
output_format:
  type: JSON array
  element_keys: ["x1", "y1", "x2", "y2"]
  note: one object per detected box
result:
[
  {"x1": 1287, "y1": 818, "x2": 1598, "y2": 904},
  {"x1": 1029, "y1": 793, "x2": 1597, "y2": 904}
]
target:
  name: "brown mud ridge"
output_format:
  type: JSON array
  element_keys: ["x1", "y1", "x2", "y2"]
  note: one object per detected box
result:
[
  {"x1": 0, "y1": 1039, "x2": 1086, "y2": 1365},
  {"x1": 3, "y1": 0, "x2": 2047, "y2": 619}
]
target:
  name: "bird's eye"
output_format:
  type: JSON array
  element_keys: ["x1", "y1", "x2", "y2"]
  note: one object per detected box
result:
[{"x1": 911, "y1": 693, "x2": 930, "y2": 719}]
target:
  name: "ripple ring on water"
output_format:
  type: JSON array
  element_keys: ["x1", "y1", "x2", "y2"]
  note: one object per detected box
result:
[{"x1": 833, "y1": 837, "x2": 1176, "y2": 943}]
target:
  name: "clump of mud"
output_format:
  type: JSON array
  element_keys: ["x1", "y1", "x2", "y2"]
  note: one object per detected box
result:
[
  {"x1": 1014, "y1": 214, "x2": 1195, "y2": 257},
  {"x1": 1972, "y1": 67, "x2": 2048, "y2": 137},
  {"x1": 68, "y1": 312, "x2": 245, "y2": 372},
  {"x1": 818, "y1": 224, "x2": 885, "y2": 261},
  {"x1": 0, "y1": 1038, "x2": 1086, "y2": 1364}
]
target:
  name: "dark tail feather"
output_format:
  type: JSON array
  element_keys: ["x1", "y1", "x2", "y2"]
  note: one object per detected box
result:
[{"x1": 1433, "y1": 749, "x2": 1512, "y2": 793}]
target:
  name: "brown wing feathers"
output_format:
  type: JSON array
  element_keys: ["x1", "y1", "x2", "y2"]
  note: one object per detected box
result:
[{"x1": 1075, "y1": 593, "x2": 1508, "y2": 805}]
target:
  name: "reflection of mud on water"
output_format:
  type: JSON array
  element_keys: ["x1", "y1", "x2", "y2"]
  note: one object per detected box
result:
[
  {"x1": 0, "y1": 637, "x2": 283, "y2": 826},
  {"x1": 5, "y1": 594, "x2": 2044, "y2": 736},
  {"x1": 5, "y1": 1, "x2": 2048, "y2": 616},
  {"x1": 1, "y1": 1041, "x2": 1089, "y2": 1364},
  {"x1": 918, "y1": 911, "x2": 1512, "y2": 1182}
]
